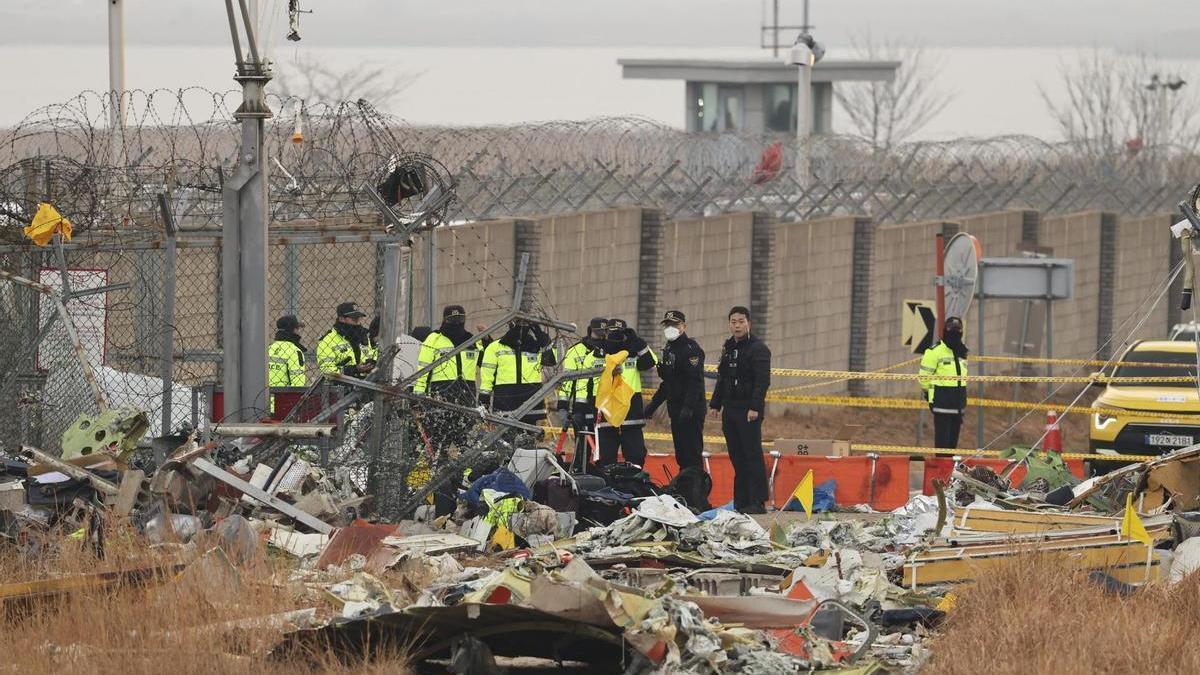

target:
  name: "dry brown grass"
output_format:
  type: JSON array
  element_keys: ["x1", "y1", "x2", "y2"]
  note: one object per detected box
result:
[
  {"x1": 923, "y1": 553, "x2": 1200, "y2": 675},
  {"x1": 0, "y1": 521, "x2": 414, "y2": 675}
]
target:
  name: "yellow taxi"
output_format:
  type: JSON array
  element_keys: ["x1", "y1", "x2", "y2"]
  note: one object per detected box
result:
[{"x1": 1090, "y1": 340, "x2": 1200, "y2": 465}]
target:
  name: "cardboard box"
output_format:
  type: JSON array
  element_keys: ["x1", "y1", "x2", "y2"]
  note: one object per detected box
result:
[
  {"x1": 773, "y1": 425, "x2": 862, "y2": 457},
  {"x1": 773, "y1": 438, "x2": 851, "y2": 457}
]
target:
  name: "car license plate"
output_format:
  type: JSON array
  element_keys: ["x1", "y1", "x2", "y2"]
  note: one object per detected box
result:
[{"x1": 1147, "y1": 433, "x2": 1194, "y2": 447}]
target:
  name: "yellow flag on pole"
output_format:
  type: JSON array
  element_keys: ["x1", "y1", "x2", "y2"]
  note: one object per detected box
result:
[
  {"x1": 24, "y1": 203, "x2": 72, "y2": 246},
  {"x1": 790, "y1": 469, "x2": 815, "y2": 519},
  {"x1": 1121, "y1": 493, "x2": 1152, "y2": 547},
  {"x1": 595, "y1": 350, "x2": 634, "y2": 426}
]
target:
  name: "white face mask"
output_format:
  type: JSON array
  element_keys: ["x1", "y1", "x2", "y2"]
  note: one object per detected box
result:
[{"x1": 664, "y1": 326, "x2": 681, "y2": 342}]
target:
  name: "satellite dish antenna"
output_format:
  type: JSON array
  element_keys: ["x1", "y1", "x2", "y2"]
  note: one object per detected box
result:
[{"x1": 943, "y1": 233, "x2": 981, "y2": 320}]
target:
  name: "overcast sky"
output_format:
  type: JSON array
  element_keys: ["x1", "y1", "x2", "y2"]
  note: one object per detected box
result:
[{"x1": 2, "y1": 0, "x2": 1197, "y2": 55}]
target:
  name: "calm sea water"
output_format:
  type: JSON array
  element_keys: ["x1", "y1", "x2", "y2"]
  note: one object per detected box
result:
[{"x1": 0, "y1": 45, "x2": 1196, "y2": 140}]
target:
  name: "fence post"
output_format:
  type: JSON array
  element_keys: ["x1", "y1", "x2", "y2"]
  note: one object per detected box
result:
[
  {"x1": 513, "y1": 219, "x2": 540, "y2": 313},
  {"x1": 1096, "y1": 212, "x2": 1118, "y2": 360},
  {"x1": 366, "y1": 242, "x2": 402, "y2": 508},
  {"x1": 848, "y1": 216, "x2": 875, "y2": 396},
  {"x1": 158, "y1": 194, "x2": 178, "y2": 436},
  {"x1": 636, "y1": 208, "x2": 666, "y2": 340},
  {"x1": 750, "y1": 211, "x2": 776, "y2": 345}
]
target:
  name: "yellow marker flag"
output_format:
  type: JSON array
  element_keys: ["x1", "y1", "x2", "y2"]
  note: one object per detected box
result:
[
  {"x1": 24, "y1": 202, "x2": 72, "y2": 246},
  {"x1": 791, "y1": 469, "x2": 814, "y2": 519},
  {"x1": 1121, "y1": 493, "x2": 1152, "y2": 547},
  {"x1": 490, "y1": 524, "x2": 516, "y2": 551},
  {"x1": 595, "y1": 349, "x2": 634, "y2": 426}
]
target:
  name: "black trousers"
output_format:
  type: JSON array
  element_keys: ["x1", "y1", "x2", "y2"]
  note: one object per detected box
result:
[
  {"x1": 597, "y1": 425, "x2": 647, "y2": 467},
  {"x1": 933, "y1": 412, "x2": 963, "y2": 449},
  {"x1": 669, "y1": 407, "x2": 704, "y2": 471},
  {"x1": 722, "y1": 407, "x2": 768, "y2": 508}
]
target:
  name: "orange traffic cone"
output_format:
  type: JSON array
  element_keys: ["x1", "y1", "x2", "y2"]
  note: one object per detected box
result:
[{"x1": 1042, "y1": 410, "x2": 1062, "y2": 453}]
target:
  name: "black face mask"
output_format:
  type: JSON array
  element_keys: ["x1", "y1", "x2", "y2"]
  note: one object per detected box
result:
[{"x1": 943, "y1": 329, "x2": 967, "y2": 356}]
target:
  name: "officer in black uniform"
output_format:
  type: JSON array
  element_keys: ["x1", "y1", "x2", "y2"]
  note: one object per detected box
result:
[
  {"x1": 644, "y1": 310, "x2": 707, "y2": 471},
  {"x1": 709, "y1": 306, "x2": 771, "y2": 514}
]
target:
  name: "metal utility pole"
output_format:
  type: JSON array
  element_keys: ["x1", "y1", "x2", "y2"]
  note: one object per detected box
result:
[
  {"x1": 790, "y1": 32, "x2": 823, "y2": 185},
  {"x1": 220, "y1": 0, "x2": 272, "y2": 422},
  {"x1": 107, "y1": 0, "x2": 127, "y2": 166}
]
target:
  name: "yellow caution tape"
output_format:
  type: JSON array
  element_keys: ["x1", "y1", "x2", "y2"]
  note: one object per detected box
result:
[
  {"x1": 852, "y1": 443, "x2": 1151, "y2": 464},
  {"x1": 773, "y1": 357, "x2": 922, "y2": 394},
  {"x1": 638, "y1": 388, "x2": 1200, "y2": 422},
  {"x1": 757, "y1": 368, "x2": 1194, "y2": 384},
  {"x1": 543, "y1": 428, "x2": 1153, "y2": 463},
  {"x1": 762, "y1": 392, "x2": 1200, "y2": 422},
  {"x1": 973, "y1": 354, "x2": 1190, "y2": 369}
]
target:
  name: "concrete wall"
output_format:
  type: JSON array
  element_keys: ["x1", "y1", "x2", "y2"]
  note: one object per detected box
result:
[
  {"x1": 769, "y1": 215, "x2": 860, "y2": 372},
  {"x1": 534, "y1": 208, "x2": 643, "y2": 330},
  {"x1": 1038, "y1": 211, "x2": 1106, "y2": 360},
  {"x1": 658, "y1": 212, "x2": 755, "y2": 356},
  {"x1": 867, "y1": 220, "x2": 957, "y2": 396},
  {"x1": 411, "y1": 220, "x2": 518, "y2": 330},
  {"x1": 1115, "y1": 213, "x2": 1174, "y2": 342}
]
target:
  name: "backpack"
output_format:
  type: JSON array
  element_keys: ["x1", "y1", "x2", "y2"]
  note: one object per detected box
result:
[
  {"x1": 595, "y1": 462, "x2": 661, "y2": 499},
  {"x1": 667, "y1": 466, "x2": 713, "y2": 513}
]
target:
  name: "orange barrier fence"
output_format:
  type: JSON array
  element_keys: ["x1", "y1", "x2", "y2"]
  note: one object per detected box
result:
[{"x1": 639, "y1": 452, "x2": 910, "y2": 511}]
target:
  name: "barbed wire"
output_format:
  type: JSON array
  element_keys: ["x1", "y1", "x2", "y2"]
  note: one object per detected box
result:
[{"x1": 3, "y1": 88, "x2": 1200, "y2": 240}]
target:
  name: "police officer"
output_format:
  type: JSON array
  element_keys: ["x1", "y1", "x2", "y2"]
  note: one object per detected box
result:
[
  {"x1": 479, "y1": 319, "x2": 557, "y2": 425},
  {"x1": 558, "y1": 317, "x2": 607, "y2": 470},
  {"x1": 316, "y1": 302, "x2": 374, "y2": 376},
  {"x1": 644, "y1": 310, "x2": 706, "y2": 471},
  {"x1": 597, "y1": 318, "x2": 657, "y2": 467},
  {"x1": 415, "y1": 305, "x2": 482, "y2": 405},
  {"x1": 920, "y1": 316, "x2": 969, "y2": 449},
  {"x1": 268, "y1": 314, "x2": 308, "y2": 388},
  {"x1": 709, "y1": 306, "x2": 771, "y2": 514}
]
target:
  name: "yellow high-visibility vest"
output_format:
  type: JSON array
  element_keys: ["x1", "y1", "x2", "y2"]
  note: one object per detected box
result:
[
  {"x1": 414, "y1": 331, "x2": 482, "y2": 394},
  {"x1": 920, "y1": 341, "x2": 968, "y2": 413},
  {"x1": 479, "y1": 340, "x2": 544, "y2": 393},
  {"x1": 558, "y1": 341, "x2": 601, "y2": 404},
  {"x1": 316, "y1": 328, "x2": 362, "y2": 374},
  {"x1": 267, "y1": 340, "x2": 306, "y2": 387}
]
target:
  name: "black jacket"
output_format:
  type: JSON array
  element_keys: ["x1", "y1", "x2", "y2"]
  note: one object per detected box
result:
[
  {"x1": 710, "y1": 333, "x2": 771, "y2": 413},
  {"x1": 647, "y1": 335, "x2": 706, "y2": 415}
]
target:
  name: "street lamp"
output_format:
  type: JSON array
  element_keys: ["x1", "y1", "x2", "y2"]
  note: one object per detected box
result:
[
  {"x1": 1147, "y1": 74, "x2": 1187, "y2": 185},
  {"x1": 789, "y1": 32, "x2": 825, "y2": 184}
]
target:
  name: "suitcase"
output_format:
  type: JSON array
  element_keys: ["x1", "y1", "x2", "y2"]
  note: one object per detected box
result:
[{"x1": 533, "y1": 475, "x2": 579, "y2": 513}]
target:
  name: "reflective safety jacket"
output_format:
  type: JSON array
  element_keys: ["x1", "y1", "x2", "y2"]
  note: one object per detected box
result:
[
  {"x1": 267, "y1": 339, "x2": 306, "y2": 387},
  {"x1": 618, "y1": 344, "x2": 658, "y2": 393},
  {"x1": 316, "y1": 326, "x2": 364, "y2": 375},
  {"x1": 920, "y1": 341, "x2": 968, "y2": 414},
  {"x1": 414, "y1": 331, "x2": 482, "y2": 394},
  {"x1": 558, "y1": 340, "x2": 603, "y2": 406},
  {"x1": 479, "y1": 339, "x2": 547, "y2": 393}
]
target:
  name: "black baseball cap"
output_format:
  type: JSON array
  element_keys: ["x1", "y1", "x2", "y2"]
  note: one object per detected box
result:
[
  {"x1": 588, "y1": 317, "x2": 608, "y2": 332},
  {"x1": 660, "y1": 310, "x2": 685, "y2": 325},
  {"x1": 337, "y1": 302, "x2": 367, "y2": 319},
  {"x1": 443, "y1": 305, "x2": 466, "y2": 319},
  {"x1": 276, "y1": 314, "x2": 304, "y2": 330}
]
